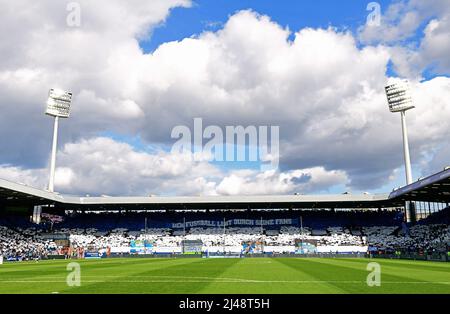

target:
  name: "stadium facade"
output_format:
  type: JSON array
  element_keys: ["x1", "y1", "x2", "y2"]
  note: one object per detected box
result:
[{"x1": 1, "y1": 153, "x2": 449, "y2": 262}]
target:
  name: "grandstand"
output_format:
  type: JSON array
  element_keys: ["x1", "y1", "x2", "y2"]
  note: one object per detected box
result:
[
  {"x1": 0, "y1": 168, "x2": 449, "y2": 262},
  {"x1": 1, "y1": 208, "x2": 449, "y2": 260}
]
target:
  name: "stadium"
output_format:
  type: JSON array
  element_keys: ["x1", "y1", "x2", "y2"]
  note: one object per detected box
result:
[{"x1": 1, "y1": 1, "x2": 450, "y2": 300}]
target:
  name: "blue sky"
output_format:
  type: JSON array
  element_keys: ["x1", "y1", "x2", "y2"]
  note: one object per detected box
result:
[
  {"x1": 143, "y1": 0, "x2": 392, "y2": 53},
  {"x1": 142, "y1": 0, "x2": 445, "y2": 81}
]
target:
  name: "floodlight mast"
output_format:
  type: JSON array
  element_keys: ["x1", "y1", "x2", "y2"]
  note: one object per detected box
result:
[
  {"x1": 400, "y1": 110, "x2": 413, "y2": 185},
  {"x1": 385, "y1": 80, "x2": 415, "y2": 222},
  {"x1": 48, "y1": 115, "x2": 59, "y2": 193},
  {"x1": 45, "y1": 89, "x2": 72, "y2": 192}
]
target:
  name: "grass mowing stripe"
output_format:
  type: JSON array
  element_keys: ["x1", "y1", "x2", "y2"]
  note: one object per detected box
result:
[
  {"x1": 308, "y1": 258, "x2": 450, "y2": 286},
  {"x1": 59, "y1": 258, "x2": 208, "y2": 294},
  {"x1": 62, "y1": 258, "x2": 232, "y2": 294},
  {"x1": 276, "y1": 258, "x2": 362, "y2": 293},
  {"x1": 269, "y1": 258, "x2": 347, "y2": 294},
  {"x1": 1, "y1": 258, "x2": 449, "y2": 294},
  {"x1": 275, "y1": 258, "x2": 450, "y2": 294},
  {"x1": 197, "y1": 258, "x2": 345, "y2": 294},
  {"x1": 332, "y1": 257, "x2": 450, "y2": 273},
  {"x1": 278, "y1": 259, "x2": 354, "y2": 293},
  {"x1": 0, "y1": 258, "x2": 206, "y2": 294}
]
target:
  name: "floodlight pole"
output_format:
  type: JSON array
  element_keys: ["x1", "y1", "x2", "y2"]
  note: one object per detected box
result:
[
  {"x1": 400, "y1": 109, "x2": 415, "y2": 223},
  {"x1": 385, "y1": 80, "x2": 416, "y2": 223},
  {"x1": 400, "y1": 111, "x2": 413, "y2": 185},
  {"x1": 48, "y1": 116, "x2": 59, "y2": 192}
]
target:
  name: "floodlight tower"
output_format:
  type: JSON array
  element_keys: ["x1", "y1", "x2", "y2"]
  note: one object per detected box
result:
[
  {"x1": 45, "y1": 89, "x2": 72, "y2": 192},
  {"x1": 385, "y1": 80, "x2": 415, "y2": 222}
]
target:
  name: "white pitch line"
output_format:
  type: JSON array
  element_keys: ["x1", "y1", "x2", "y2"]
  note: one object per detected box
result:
[
  {"x1": 0, "y1": 280, "x2": 449, "y2": 284},
  {"x1": 0, "y1": 275, "x2": 254, "y2": 282}
]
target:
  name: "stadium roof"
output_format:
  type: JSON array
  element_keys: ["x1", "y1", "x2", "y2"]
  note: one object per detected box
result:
[
  {"x1": 1, "y1": 168, "x2": 449, "y2": 211},
  {"x1": 388, "y1": 168, "x2": 450, "y2": 203}
]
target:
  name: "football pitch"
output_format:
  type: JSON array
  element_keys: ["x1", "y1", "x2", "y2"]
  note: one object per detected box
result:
[{"x1": 0, "y1": 257, "x2": 449, "y2": 294}]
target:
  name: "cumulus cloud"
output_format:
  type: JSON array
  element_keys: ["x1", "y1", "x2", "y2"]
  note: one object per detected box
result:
[
  {"x1": 416, "y1": 16, "x2": 450, "y2": 73},
  {"x1": 0, "y1": 137, "x2": 348, "y2": 196},
  {"x1": 0, "y1": 0, "x2": 191, "y2": 166},
  {"x1": 216, "y1": 167, "x2": 348, "y2": 196},
  {"x1": 0, "y1": 165, "x2": 46, "y2": 188},
  {"x1": 359, "y1": 0, "x2": 450, "y2": 76},
  {"x1": 0, "y1": 3, "x2": 448, "y2": 196}
]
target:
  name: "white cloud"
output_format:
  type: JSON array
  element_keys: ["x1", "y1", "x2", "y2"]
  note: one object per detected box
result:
[
  {"x1": 216, "y1": 167, "x2": 348, "y2": 196},
  {"x1": 0, "y1": 0, "x2": 191, "y2": 168},
  {"x1": 0, "y1": 137, "x2": 348, "y2": 196},
  {"x1": 54, "y1": 137, "x2": 220, "y2": 195},
  {"x1": 0, "y1": 4, "x2": 449, "y2": 195},
  {"x1": 0, "y1": 165, "x2": 46, "y2": 188},
  {"x1": 417, "y1": 16, "x2": 450, "y2": 73},
  {"x1": 359, "y1": 1, "x2": 421, "y2": 44},
  {"x1": 359, "y1": 0, "x2": 450, "y2": 76},
  {"x1": 358, "y1": 0, "x2": 449, "y2": 44}
]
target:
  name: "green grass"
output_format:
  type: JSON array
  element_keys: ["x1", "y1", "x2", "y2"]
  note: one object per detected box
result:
[{"x1": 0, "y1": 257, "x2": 449, "y2": 294}]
